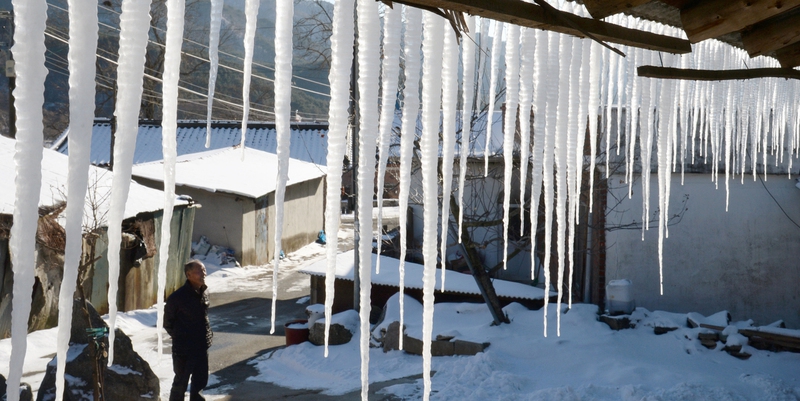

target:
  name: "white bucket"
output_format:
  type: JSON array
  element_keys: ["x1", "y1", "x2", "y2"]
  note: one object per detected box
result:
[{"x1": 606, "y1": 279, "x2": 635, "y2": 315}]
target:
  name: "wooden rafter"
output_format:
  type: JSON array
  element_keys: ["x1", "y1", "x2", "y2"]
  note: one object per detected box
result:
[
  {"x1": 680, "y1": 0, "x2": 800, "y2": 43},
  {"x1": 390, "y1": 0, "x2": 692, "y2": 54},
  {"x1": 776, "y1": 41, "x2": 800, "y2": 67},
  {"x1": 741, "y1": 8, "x2": 800, "y2": 57},
  {"x1": 582, "y1": 0, "x2": 651, "y2": 20},
  {"x1": 638, "y1": 65, "x2": 800, "y2": 80}
]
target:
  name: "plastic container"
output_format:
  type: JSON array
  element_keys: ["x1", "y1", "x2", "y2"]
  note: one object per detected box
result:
[
  {"x1": 606, "y1": 279, "x2": 635, "y2": 315},
  {"x1": 284, "y1": 319, "x2": 309, "y2": 346}
]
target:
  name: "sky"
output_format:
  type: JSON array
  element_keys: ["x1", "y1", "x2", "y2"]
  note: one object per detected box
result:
[{"x1": 2, "y1": 228, "x2": 799, "y2": 401}]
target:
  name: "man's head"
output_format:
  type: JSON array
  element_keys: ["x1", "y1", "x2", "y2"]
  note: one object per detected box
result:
[{"x1": 184, "y1": 260, "x2": 206, "y2": 290}]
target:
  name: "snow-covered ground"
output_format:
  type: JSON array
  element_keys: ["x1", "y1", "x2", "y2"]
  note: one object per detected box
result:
[{"x1": 2, "y1": 224, "x2": 799, "y2": 400}]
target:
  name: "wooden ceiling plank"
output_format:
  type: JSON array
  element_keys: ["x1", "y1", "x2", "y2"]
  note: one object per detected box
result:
[
  {"x1": 741, "y1": 9, "x2": 800, "y2": 57},
  {"x1": 582, "y1": 0, "x2": 652, "y2": 20},
  {"x1": 775, "y1": 41, "x2": 800, "y2": 67},
  {"x1": 680, "y1": 0, "x2": 800, "y2": 43},
  {"x1": 638, "y1": 65, "x2": 800, "y2": 80},
  {"x1": 391, "y1": 0, "x2": 692, "y2": 53}
]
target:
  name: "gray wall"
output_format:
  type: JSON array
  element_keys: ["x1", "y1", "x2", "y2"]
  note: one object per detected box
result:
[
  {"x1": 605, "y1": 173, "x2": 800, "y2": 328},
  {"x1": 174, "y1": 185, "x2": 249, "y2": 261},
  {"x1": 264, "y1": 177, "x2": 325, "y2": 265}
]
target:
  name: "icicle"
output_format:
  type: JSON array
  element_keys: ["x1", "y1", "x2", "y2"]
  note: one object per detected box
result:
[
  {"x1": 106, "y1": 0, "x2": 153, "y2": 366},
  {"x1": 690, "y1": 44, "x2": 703, "y2": 167},
  {"x1": 458, "y1": 16, "x2": 476, "y2": 242},
  {"x1": 155, "y1": 0, "x2": 186, "y2": 364},
  {"x1": 356, "y1": 0, "x2": 380, "y2": 398},
  {"x1": 627, "y1": 44, "x2": 642, "y2": 198},
  {"x1": 587, "y1": 42, "x2": 602, "y2": 211},
  {"x1": 604, "y1": 46, "x2": 617, "y2": 176},
  {"x1": 205, "y1": 0, "x2": 224, "y2": 147},
  {"x1": 678, "y1": 54, "x2": 691, "y2": 185},
  {"x1": 439, "y1": 26, "x2": 459, "y2": 290},
  {"x1": 55, "y1": 2, "x2": 98, "y2": 400},
  {"x1": 569, "y1": 37, "x2": 592, "y2": 309},
  {"x1": 7, "y1": 0, "x2": 48, "y2": 399},
  {"x1": 420, "y1": 13, "x2": 445, "y2": 401},
  {"x1": 724, "y1": 67, "x2": 735, "y2": 211},
  {"x1": 270, "y1": 0, "x2": 294, "y2": 335},
  {"x1": 554, "y1": 31, "x2": 574, "y2": 336},
  {"x1": 239, "y1": 0, "x2": 260, "y2": 152},
  {"x1": 397, "y1": 6, "x2": 423, "y2": 351},
  {"x1": 541, "y1": 30, "x2": 559, "y2": 337},
  {"x1": 640, "y1": 47, "x2": 657, "y2": 238},
  {"x1": 656, "y1": 55, "x2": 676, "y2": 296},
  {"x1": 614, "y1": 34, "x2": 625, "y2": 157},
  {"x1": 484, "y1": 21, "x2": 503, "y2": 177},
  {"x1": 501, "y1": 24, "x2": 520, "y2": 269},
  {"x1": 375, "y1": 5, "x2": 402, "y2": 274},
  {"x1": 475, "y1": 17, "x2": 490, "y2": 111},
  {"x1": 517, "y1": 26, "x2": 535, "y2": 237},
  {"x1": 529, "y1": 29, "x2": 548, "y2": 281},
  {"x1": 322, "y1": 0, "x2": 355, "y2": 357},
  {"x1": 563, "y1": 23, "x2": 580, "y2": 313}
]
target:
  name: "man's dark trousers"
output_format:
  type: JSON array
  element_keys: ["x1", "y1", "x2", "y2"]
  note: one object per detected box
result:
[{"x1": 169, "y1": 351, "x2": 209, "y2": 401}]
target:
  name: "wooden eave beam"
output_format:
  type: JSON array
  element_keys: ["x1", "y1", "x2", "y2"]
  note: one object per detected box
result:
[
  {"x1": 582, "y1": 0, "x2": 652, "y2": 20},
  {"x1": 638, "y1": 65, "x2": 800, "y2": 80},
  {"x1": 775, "y1": 41, "x2": 800, "y2": 67},
  {"x1": 741, "y1": 8, "x2": 800, "y2": 57},
  {"x1": 390, "y1": 0, "x2": 692, "y2": 54},
  {"x1": 681, "y1": 0, "x2": 800, "y2": 43}
]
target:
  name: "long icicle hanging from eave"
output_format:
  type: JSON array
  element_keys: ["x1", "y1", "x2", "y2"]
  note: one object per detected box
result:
[
  {"x1": 397, "y1": 6, "x2": 423, "y2": 352},
  {"x1": 55, "y1": 0, "x2": 98, "y2": 399},
  {"x1": 156, "y1": 0, "x2": 186, "y2": 361},
  {"x1": 356, "y1": 0, "x2": 381, "y2": 398},
  {"x1": 7, "y1": 0, "x2": 48, "y2": 400},
  {"x1": 439, "y1": 22, "x2": 460, "y2": 291},
  {"x1": 323, "y1": 0, "x2": 355, "y2": 357},
  {"x1": 270, "y1": 0, "x2": 295, "y2": 335},
  {"x1": 375, "y1": 4, "x2": 402, "y2": 274},
  {"x1": 106, "y1": 0, "x2": 153, "y2": 366},
  {"x1": 420, "y1": 12, "x2": 445, "y2": 401},
  {"x1": 204, "y1": 0, "x2": 224, "y2": 148}
]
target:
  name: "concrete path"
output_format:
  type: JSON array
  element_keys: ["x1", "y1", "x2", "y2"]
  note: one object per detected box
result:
[{"x1": 202, "y1": 218, "x2": 414, "y2": 400}]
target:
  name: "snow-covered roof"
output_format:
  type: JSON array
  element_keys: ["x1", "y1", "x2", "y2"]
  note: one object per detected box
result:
[
  {"x1": 51, "y1": 120, "x2": 330, "y2": 166},
  {"x1": 130, "y1": 146, "x2": 326, "y2": 199},
  {"x1": 0, "y1": 135, "x2": 180, "y2": 219},
  {"x1": 300, "y1": 250, "x2": 552, "y2": 301}
]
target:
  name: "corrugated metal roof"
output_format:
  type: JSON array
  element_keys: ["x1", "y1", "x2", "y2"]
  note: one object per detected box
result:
[
  {"x1": 52, "y1": 120, "x2": 330, "y2": 166},
  {"x1": 52, "y1": 113, "x2": 507, "y2": 167}
]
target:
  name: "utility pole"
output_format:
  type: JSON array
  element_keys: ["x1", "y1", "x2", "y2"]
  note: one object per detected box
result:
[{"x1": 0, "y1": 11, "x2": 14, "y2": 139}]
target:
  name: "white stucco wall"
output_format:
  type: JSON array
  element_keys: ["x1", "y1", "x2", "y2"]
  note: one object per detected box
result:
[{"x1": 605, "y1": 173, "x2": 800, "y2": 327}]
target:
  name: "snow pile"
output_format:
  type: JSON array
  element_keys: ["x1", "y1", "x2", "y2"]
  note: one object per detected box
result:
[{"x1": 247, "y1": 301, "x2": 800, "y2": 400}]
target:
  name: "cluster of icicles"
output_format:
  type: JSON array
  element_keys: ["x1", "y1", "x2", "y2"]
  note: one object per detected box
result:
[{"x1": 5, "y1": 0, "x2": 800, "y2": 400}]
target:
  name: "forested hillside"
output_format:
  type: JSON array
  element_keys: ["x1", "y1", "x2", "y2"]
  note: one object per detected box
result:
[{"x1": 0, "y1": 0, "x2": 333, "y2": 142}]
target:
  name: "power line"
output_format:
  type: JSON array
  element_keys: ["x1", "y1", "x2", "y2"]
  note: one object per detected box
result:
[
  {"x1": 43, "y1": 29, "x2": 277, "y2": 118},
  {"x1": 45, "y1": 1, "x2": 331, "y2": 98},
  {"x1": 92, "y1": 1, "x2": 332, "y2": 91}
]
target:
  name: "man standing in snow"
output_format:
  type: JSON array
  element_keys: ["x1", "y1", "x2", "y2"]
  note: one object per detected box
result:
[{"x1": 165, "y1": 260, "x2": 213, "y2": 401}]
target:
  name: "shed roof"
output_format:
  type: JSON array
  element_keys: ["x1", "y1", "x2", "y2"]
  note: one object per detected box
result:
[
  {"x1": 300, "y1": 250, "x2": 552, "y2": 301},
  {"x1": 130, "y1": 146, "x2": 326, "y2": 199},
  {"x1": 0, "y1": 135, "x2": 180, "y2": 219}
]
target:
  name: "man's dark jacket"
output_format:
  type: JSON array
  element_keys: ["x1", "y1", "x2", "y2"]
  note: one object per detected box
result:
[{"x1": 164, "y1": 281, "x2": 213, "y2": 355}]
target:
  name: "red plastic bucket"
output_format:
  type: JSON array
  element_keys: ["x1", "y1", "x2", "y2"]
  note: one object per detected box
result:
[{"x1": 284, "y1": 319, "x2": 309, "y2": 346}]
